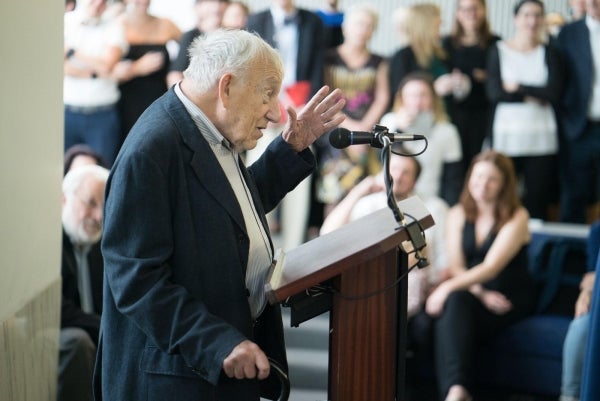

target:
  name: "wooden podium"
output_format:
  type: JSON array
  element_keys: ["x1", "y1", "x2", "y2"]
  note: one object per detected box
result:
[{"x1": 265, "y1": 196, "x2": 434, "y2": 401}]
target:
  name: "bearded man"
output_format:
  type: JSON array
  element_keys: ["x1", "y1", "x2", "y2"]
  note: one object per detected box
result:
[{"x1": 59, "y1": 164, "x2": 109, "y2": 401}]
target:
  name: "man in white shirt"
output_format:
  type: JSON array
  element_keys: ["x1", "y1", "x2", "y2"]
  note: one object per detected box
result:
[
  {"x1": 63, "y1": 0, "x2": 128, "y2": 167},
  {"x1": 320, "y1": 154, "x2": 449, "y2": 317}
]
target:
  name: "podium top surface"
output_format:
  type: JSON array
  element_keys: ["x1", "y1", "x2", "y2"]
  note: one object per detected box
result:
[{"x1": 266, "y1": 195, "x2": 434, "y2": 303}]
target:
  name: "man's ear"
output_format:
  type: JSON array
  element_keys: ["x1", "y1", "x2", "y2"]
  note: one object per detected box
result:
[{"x1": 218, "y1": 73, "x2": 234, "y2": 108}]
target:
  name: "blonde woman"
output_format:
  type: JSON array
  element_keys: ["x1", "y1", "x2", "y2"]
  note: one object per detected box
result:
[
  {"x1": 316, "y1": 4, "x2": 389, "y2": 208},
  {"x1": 388, "y1": 3, "x2": 470, "y2": 108}
]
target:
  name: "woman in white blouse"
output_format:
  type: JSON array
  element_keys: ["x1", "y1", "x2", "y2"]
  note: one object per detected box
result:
[{"x1": 486, "y1": 0, "x2": 563, "y2": 221}]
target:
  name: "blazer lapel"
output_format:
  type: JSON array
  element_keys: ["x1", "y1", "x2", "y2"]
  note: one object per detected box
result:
[
  {"x1": 163, "y1": 90, "x2": 246, "y2": 234},
  {"x1": 575, "y1": 21, "x2": 593, "y2": 75}
]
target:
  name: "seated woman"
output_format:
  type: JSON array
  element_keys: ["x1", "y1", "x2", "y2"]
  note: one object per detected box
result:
[
  {"x1": 426, "y1": 150, "x2": 535, "y2": 401},
  {"x1": 380, "y1": 72, "x2": 463, "y2": 205}
]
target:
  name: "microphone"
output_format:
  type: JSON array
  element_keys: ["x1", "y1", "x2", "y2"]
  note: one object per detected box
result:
[{"x1": 328, "y1": 127, "x2": 425, "y2": 149}]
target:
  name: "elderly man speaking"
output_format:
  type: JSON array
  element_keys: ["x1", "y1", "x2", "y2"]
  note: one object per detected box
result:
[{"x1": 94, "y1": 29, "x2": 345, "y2": 401}]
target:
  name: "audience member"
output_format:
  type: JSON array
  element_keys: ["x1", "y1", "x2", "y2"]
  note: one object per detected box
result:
[
  {"x1": 486, "y1": 0, "x2": 563, "y2": 221},
  {"x1": 388, "y1": 3, "x2": 470, "y2": 111},
  {"x1": 316, "y1": 4, "x2": 389, "y2": 210},
  {"x1": 546, "y1": 11, "x2": 566, "y2": 39},
  {"x1": 560, "y1": 220, "x2": 600, "y2": 401},
  {"x1": 556, "y1": 0, "x2": 600, "y2": 223},
  {"x1": 63, "y1": 0, "x2": 128, "y2": 167},
  {"x1": 315, "y1": 0, "x2": 344, "y2": 49},
  {"x1": 247, "y1": 0, "x2": 325, "y2": 99},
  {"x1": 391, "y1": 6, "x2": 410, "y2": 49},
  {"x1": 166, "y1": 0, "x2": 229, "y2": 87},
  {"x1": 65, "y1": 0, "x2": 76, "y2": 12},
  {"x1": 380, "y1": 72, "x2": 463, "y2": 205},
  {"x1": 221, "y1": 1, "x2": 249, "y2": 29},
  {"x1": 569, "y1": 0, "x2": 588, "y2": 21},
  {"x1": 59, "y1": 164, "x2": 109, "y2": 401},
  {"x1": 64, "y1": 144, "x2": 105, "y2": 176},
  {"x1": 426, "y1": 150, "x2": 534, "y2": 401},
  {"x1": 113, "y1": 0, "x2": 181, "y2": 142},
  {"x1": 320, "y1": 155, "x2": 449, "y2": 317},
  {"x1": 442, "y1": 0, "x2": 500, "y2": 171},
  {"x1": 94, "y1": 29, "x2": 345, "y2": 400},
  {"x1": 246, "y1": 0, "x2": 326, "y2": 249}
]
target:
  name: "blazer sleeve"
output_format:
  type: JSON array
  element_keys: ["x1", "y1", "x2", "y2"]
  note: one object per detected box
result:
[
  {"x1": 61, "y1": 297, "x2": 101, "y2": 344},
  {"x1": 517, "y1": 45, "x2": 564, "y2": 105},
  {"x1": 485, "y1": 44, "x2": 524, "y2": 103},
  {"x1": 248, "y1": 135, "x2": 316, "y2": 213},
  {"x1": 388, "y1": 47, "x2": 417, "y2": 103}
]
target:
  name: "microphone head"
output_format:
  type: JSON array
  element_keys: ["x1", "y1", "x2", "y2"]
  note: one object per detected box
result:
[{"x1": 328, "y1": 128, "x2": 351, "y2": 149}]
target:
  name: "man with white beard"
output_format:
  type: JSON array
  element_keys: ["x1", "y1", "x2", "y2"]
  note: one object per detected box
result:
[{"x1": 59, "y1": 164, "x2": 109, "y2": 401}]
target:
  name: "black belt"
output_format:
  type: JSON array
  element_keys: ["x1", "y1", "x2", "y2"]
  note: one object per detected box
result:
[{"x1": 65, "y1": 103, "x2": 115, "y2": 114}]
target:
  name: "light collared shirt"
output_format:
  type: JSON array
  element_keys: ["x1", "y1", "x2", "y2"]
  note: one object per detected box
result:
[
  {"x1": 586, "y1": 15, "x2": 600, "y2": 120},
  {"x1": 174, "y1": 84, "x2": 273, "y2": 319},
  {"x1": 270, "y1": 5, "x2": 299, "y2": 89}
]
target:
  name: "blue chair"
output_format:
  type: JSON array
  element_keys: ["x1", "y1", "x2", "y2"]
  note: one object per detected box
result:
[{"x1": 475, "y1": 232, "x2": 588, "y2": 396}]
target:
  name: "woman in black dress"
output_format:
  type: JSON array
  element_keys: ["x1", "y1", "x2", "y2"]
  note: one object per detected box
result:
[
  {"x1": 113, "y1": 0, "x2": 181, "y2": 144},
  {"x1": 426, "y1": 150, "x2": 534, "y2": 401},
  {"x1": 442, "y1": 0, "x2": 500, "y2": 172}
]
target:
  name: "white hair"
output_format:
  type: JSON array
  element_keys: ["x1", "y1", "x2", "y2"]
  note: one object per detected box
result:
[
  {"x1": 342, "y1": 4, "x2": 379, "y2": 31},
  {"x1": 62, "y1": 164, "x2": 109, "y2": 197},
  {"x1": 183, "y1": 28, "x2": 283, "y2": 93}
]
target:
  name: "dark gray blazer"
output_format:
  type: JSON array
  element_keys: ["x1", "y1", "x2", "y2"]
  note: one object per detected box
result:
[
  {"x1": 556, "y1": 19, "x2": 593, "y2": 140},
  {"x1": 94, "y1": 88, "x2": 315, "y2": 401}
]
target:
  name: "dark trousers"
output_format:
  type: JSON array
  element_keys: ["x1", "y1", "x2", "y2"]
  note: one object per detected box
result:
[
  {"x1": 433, "y1": 291, "x2": 528, "y2": 399},
  {"x1": 452, "y1": 106, "x2": 490, "y2": 173},
  {"x1": 58, "y1": 328, "x2": 96, "y2": 401},
  {"x1": 512, "y1": 154, "x2": 559, "y2": 220},
  {"x1": 64, "y1": 105, "x2": 121, "y2": 168},
  {"x1": 559, "y1": 122, "x2": 600, "y2": 223}
]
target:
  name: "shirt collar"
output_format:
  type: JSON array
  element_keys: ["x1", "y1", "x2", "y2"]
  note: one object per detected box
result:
[
  {"x1": 270, "y1": 5, "x2": 298, "y2": 27},
  {"x1": 173, "y1": 82, "x2": 233, "y2": 151},
  {"x1": 586, "y1": 15, "x2": 600, "y2": 33}
]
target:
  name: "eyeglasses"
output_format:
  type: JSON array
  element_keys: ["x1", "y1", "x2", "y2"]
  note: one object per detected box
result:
[
  {"x1": 458, "y1": 6, "x2": 480, "y2": 13},
  {"x1": 75, "y1": 194, "x2": 103, "y2": 211}
]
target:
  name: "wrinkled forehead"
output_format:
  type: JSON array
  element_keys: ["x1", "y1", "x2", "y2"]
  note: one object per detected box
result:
[{"x1": 247, "y1": 54, "x2": 283, "y2": 86}]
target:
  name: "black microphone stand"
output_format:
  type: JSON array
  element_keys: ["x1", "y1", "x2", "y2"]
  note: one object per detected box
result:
[{"x1": 376, "y1": 130, "x2": 429, "y2": 269}]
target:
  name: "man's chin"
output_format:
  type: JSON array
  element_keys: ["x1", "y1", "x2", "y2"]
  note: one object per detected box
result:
[
  {"x1": 239, "y1": 138, "x2": 260, "y2": 152},
  {"x1": 80, "y1": 229, "x2": 102, "y2": 245}
]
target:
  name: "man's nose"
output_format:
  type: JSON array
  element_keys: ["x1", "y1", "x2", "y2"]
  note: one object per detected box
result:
[
  {"x1": 92, "y1": 206, "x2": 103, "y2": 222},
  {"x1": 266, "y1": 99, "x2": 282, "y2": 123}
]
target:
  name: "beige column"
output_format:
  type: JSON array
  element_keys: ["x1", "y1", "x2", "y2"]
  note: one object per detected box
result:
[{"x1": 0, "y1": 1, "x2": 64, "y2": 401}]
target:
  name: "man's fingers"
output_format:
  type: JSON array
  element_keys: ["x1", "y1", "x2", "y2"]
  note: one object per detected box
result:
[
  {"x1": 286, "y1": 106, "x2": 297, "y2": 126},
  {"x1": 303, "y1": 85, "x2": 331, "y2": 111},
  {"x1": 255, "y1": 352, "x2": 271, "y2": 380},
  {"x1": 222, "y1": 340, "x2": 271, "y2": 380}
]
